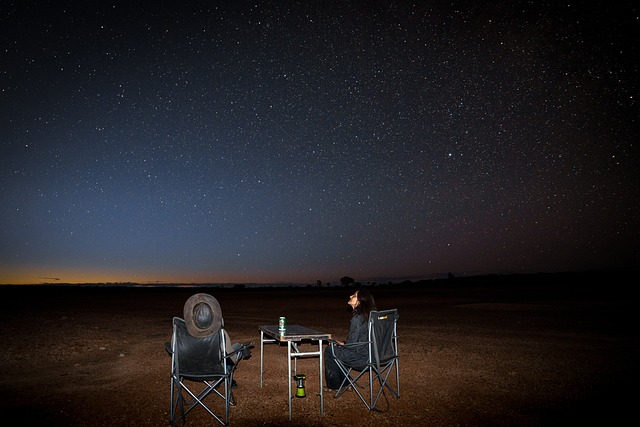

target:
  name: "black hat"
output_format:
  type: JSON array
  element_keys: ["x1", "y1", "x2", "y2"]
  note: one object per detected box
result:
[{"x1": 183, "y1": 293, "x2": 222, "y2": 337}]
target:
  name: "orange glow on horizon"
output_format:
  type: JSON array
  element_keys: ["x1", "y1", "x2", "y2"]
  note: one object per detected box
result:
[{"x1": 0, "y1": 266, "x2": 325, "y2": 285}]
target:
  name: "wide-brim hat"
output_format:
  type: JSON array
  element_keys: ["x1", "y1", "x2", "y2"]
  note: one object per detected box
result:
[{"x1": 183, "y1": 293, "x2": 222, "y2": 338}]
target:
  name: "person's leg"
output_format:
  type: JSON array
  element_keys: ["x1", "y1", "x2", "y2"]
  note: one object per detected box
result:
[{"x1": 324, "y1": 346, "x2": 346, "y2": 389}]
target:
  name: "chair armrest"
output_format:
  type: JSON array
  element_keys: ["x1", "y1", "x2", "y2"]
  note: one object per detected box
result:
[
  {"x1": 226, "y1": 342, "x2": 254, "y2": 362},
  {"x1": 328, "y1": 340, "x2": 368, "y2": 357},
  {"x1": 343, "y1": 342, "x2": 368, "y2": 350}
]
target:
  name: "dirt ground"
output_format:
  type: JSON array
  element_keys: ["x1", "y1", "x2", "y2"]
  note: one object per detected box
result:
[{"x1": 0, "y1": 272, "x2": 637, "y2": 426}]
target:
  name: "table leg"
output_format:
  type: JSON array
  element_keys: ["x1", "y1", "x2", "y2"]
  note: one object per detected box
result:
[
  {"x1": 287, "y1": 340, "x2": 292, "y2": 420},
  {"x1": 319, "y1": 339, "x2": 324, "y2": 415},
  {"x1": 260, "y1": 330, "x2": 264, "y2": 388}
]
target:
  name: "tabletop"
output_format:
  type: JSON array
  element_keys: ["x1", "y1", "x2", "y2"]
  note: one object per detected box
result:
[{"x1": 259, "y1": 325, "x2": 332, "y2": 342}]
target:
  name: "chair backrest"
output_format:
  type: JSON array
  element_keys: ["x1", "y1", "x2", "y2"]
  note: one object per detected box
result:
[
  {"x1": 368, "y1": 309, "x2": 399, "y2": 364},
  {"x1": 172, "y1": 317, "x2": 227, "y2": 377}
]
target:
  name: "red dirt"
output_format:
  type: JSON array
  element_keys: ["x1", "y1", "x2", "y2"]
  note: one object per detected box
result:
[{"x1": 0, "y1": 273, "x2": 636, "y2": 426}]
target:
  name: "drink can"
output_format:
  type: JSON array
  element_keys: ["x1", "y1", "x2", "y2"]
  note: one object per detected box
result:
[{"x1": 278, "y1": 316, "x2": 286, "y2": 332}]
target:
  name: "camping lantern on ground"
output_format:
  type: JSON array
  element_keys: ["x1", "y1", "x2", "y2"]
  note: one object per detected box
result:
[{"x1": 294, "y1": 374, "x2": 306, "y2": 398}]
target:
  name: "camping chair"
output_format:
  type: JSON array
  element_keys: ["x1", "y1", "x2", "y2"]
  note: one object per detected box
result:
[
  {"x1": 328, "y1": 309, "x2": 400, "y2": 411},
  {"x1": 167, "y1": 317, "x2": 251, "y2": 425}
]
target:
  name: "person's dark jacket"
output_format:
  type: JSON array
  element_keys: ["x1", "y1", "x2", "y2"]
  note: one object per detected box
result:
[{"x1": 345, "y1": 312, "x2": 368, "y2": 357}]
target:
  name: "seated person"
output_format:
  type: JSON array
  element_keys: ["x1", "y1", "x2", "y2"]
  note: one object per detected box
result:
[
  {"x1": 165, "y1": 293, "x2": 252, "y2": 384},
  {"x1": 324, "y1": 288, "x2": 376, "y2": 389}
]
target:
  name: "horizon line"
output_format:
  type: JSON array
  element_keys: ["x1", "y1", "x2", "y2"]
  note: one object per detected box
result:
[{"x1": 1, "y1": 269, "x2": 629, "y2": 287}]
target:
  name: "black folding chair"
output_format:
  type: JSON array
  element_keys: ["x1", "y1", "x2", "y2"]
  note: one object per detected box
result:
[
  {"x1": 328, "y1": 309, "x2": 400, "y2": 410},
  {"x1": 167, "y1": 317, "x2": 251, "y2": 425}
]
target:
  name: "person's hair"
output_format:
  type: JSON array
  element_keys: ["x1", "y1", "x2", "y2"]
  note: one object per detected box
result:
[{"x1": 354, "y1": 287, "x2": 376, "y2": 321}]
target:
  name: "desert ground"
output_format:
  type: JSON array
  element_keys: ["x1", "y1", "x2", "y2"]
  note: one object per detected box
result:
[{"x1": 0, "y1": 271, "x2": 637, "y2": 426}]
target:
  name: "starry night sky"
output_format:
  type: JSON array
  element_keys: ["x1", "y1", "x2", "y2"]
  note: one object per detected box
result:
[{"x1": 1, "y1": 1, "x2": 638, "y2": 285}]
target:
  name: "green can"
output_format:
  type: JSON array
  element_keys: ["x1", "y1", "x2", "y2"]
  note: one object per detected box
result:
[{"x1": 278, "y1": 316, "x2": 286, "y2": 332}]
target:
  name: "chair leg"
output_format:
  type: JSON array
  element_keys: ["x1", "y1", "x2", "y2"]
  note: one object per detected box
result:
[
  {"x1": 170, "y1": 376, "x2": 175, "y2": 422},
  {"x1": 370, "y1": 361, "x2": 400, "y2": 410}
]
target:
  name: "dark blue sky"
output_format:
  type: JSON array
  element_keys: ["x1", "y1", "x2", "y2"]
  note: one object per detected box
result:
[{"x1": 1, "y1": 1, "x2": 638, "y2": 284}]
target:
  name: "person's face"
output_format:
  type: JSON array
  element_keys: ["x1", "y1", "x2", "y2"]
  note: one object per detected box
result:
[{"x1": 348, "y1": 291, "x2": 359, "y2": 309}]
